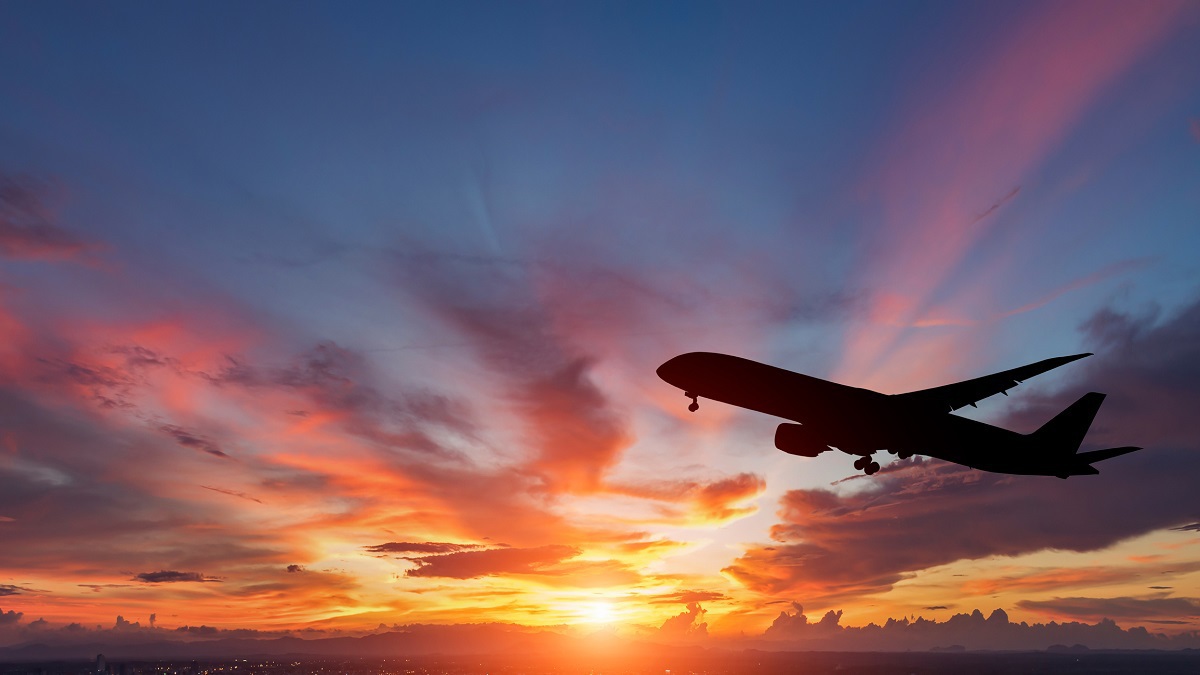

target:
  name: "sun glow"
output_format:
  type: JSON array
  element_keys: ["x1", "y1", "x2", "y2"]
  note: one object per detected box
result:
[{"x1": 578, "y1": 600, "x2": 617, "y2": 624}]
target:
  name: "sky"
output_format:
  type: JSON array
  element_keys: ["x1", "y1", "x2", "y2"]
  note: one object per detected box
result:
[{"x1": 2, "y1": 0, "x2": 1200, "y2": 651}]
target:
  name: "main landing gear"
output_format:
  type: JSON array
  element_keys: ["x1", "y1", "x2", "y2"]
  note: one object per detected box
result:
[
  {"x1": 853, "y1": 456, "x2": 881, "y2": 475},
  {"x1": 684, "y1": 392, "x2": 699, "y2": 412}
]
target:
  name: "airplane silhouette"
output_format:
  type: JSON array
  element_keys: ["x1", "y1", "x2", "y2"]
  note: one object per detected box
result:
[{"x1": 656, "y1": 352, "x2": 1140, "y2": 478}]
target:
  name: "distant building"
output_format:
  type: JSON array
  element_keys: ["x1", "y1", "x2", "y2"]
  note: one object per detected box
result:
[{"x1": 95, "y1": 655, "x2": 106, "y2": 675}]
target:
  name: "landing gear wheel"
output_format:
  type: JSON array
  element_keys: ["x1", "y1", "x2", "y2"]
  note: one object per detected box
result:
[
  {"x1": 688, "y1": 401, "x2": 699, "y2": 413},
  {"x1": 865, "y1": 461, "x2": 880, "y2": 475},
  {"x1": 853, "y1": 457, "x2": 866, "y2": 470},
  {"x1": 684, "y1": 392, "x2": 699, "y2": 413},
  {"x1": 898, "y1": 450, "x2": 912, "y2": 460}
]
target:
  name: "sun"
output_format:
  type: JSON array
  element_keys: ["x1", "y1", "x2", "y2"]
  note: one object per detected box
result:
[{"x1": 579, "y1": 600, "x2": 617, "y2": 624}]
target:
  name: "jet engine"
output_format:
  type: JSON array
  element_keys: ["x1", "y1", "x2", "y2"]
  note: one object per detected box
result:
[{"x1": 774, "y1": 423, "x2": 830, "y2": 457}]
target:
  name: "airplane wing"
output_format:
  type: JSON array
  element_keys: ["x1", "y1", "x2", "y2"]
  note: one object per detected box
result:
[{"x1": 892, "y1": 353, "x2": 1092, "y2": 413}]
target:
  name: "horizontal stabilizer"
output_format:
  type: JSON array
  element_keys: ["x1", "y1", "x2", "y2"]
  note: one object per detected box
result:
[
  {"x1": 1076, "y1": 446, "x2": 1141, "y2": 465},
  {"x1": 1032, "y1": 392, "x2": 1105, "y2": 454}
]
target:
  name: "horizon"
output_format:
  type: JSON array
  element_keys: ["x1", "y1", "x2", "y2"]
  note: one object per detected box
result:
[{"x1": 2, "y1": 0, "x2": 1200, "y2": 655}]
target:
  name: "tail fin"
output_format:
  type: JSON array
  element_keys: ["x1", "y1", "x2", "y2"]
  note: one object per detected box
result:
[{"x1": 1031, "y1": 392, "x2": 1105, "y2": 454}]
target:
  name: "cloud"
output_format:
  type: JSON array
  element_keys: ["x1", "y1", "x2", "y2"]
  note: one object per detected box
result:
[
  {"x1": 77, "y1": 584, "x2": 131, "y2": 593},
  {"x1": 612, "y1": 473, "x2": 766, "y2": 524},
  {"x1": 657, "y1": 602, "x2": 708, "y2": 641},
  {"x1": 392, "y1": 250, "x2": 633, "y2": 494},
  {"x1": 0, "y1": 173, "x2": 99, "y2": 262},
  {"x1": 200, "y1": 485, "x2": 262, "y2": 503},
  {"x1": 754, "y1": 605, "x2": 1200, "y2": 650},
  {"x1": 159, "y1": 425, "x2": 230, "y2": 459},
  {"x1": 727, "y1": 296, "x2": 1200, "y2": 604},
  {"x1": 1018, "y1": 596, "x2": 1200, "y2": 622},
  {"x1": 209, "y1": 341, "x2": 474, "y2": 458},
  {"x1": 968, "y1": 186, "x2": 1021, "y2": 227},
  {"x1": 286, "y1": 564, "x2": 304, "y2": 573},
  {"x1": 0, "y1": 586, "x2": 32, "y2": 597},
  {"x1": 763, "y1": 603, "x2": 844, "y2": 639},
  {"x1": 0, "y1": 608, "x2": 22, "y2": 625},
  {"x1": 1171, "y1": 523, "x2": 1200, "y2": 532},
  {"x1": 133, "y1": 571, "x2": 221, "y2": 584},
  {"x1": 366, "y1": 542, "x2": 484, "y2": 555},
  {"x1": 648, "y1": 590, "x2": 727, "y2": 605},
  {"x1": 959, "y1": 562, "x2": 1200, "y2": 597},
  {"x1": 404, "y1": 545, "x2": 581, "y2": 579}
]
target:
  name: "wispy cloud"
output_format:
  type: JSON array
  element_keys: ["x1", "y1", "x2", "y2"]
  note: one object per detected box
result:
[
  {"x1": 0, "y1": 173, "x2": 101, "y2": 262},
  {"x1": 133, "y1": 571, "x2": 221, "y2": 583}
]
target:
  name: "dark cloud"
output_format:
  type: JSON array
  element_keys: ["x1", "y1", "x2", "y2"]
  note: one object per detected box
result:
[
  {"x1": 404, "y1": 545, "x2": 580, "y2": 579},
  {"x1": 200, "y1": 485, "x2": 262, "y2": 504},
  {"x1": 77, "y1": 584, "x2": 131, "y2": 593},
  {"x1": 0, "y1": 586, "x2": 31, "y2": 597},
  {"x1": 763, "y1": 603, "x2": 845, "y2": 640},
  {"x1": 754, "y1": 605, "x2": 1200, "y2": 650},
  {"x1": 209, "y1": 342, "x2": 474, "y2": 458},
  {"x1": 1171, "y1": 523, "x2": 1200, "y2": 532},
  {"x1": 726, "y1": 297, "x2": 1200, "y2": 603},
  {"x1": 657, "y1": 602, "x2": 708, "y2": 641},
  {"x1": 133, "y1": 571, "x2": 221, "y2": 584},
  {"x1": 0, "y1": 608, "x2": 22, "y2": 625},
  {"x1": 286, "y1": 564, "x2": 305, "y2": 573},
  {"x1": 924, "y1": 605, "x2": 950, "y2": 611},
  {"x1": 969, "y1": 185, "x2": 1021, "y2": 226},
  {"x1": 0, "y1": 172, "x2": 99, "y2": 262},
  {"x1": 648, "y1": 590, "x2": 727, "y2": 605},
  {"x1": 1018, "y1": 596, "x2": 1200, "y2": 621},
  {"x1": 0, "y1": 387, "x2": 285, "y2": 574},
  {"x1": 365, "y1": 542, "x2": 483, "y2": 555},
  {"x1": 159, "y1": 424, "x2": 230, "y2": 459}
]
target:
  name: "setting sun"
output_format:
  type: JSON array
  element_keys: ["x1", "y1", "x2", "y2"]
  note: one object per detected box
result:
[{"x1": 579, "y1": 601, "x2": 617, "y2": 625}]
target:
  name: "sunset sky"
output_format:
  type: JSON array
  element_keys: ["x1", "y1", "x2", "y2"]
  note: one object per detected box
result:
[{"x1": 2, "y1": 0, "x2": 1200, "y2": 648}]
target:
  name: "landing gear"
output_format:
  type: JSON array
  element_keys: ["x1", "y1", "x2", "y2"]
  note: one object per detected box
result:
[
  {"x1": 853, "y1": 456, "x2": 881, "y2": 475},
  {"x1": 897, "y1": 450, "x2": 912, "y2": 460},
  {"x1": 685, "y1": 392, "x2": 699, "y2": 413}
]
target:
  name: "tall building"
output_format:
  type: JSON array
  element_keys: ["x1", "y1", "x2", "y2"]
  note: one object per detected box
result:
[{"x1": 95, "y1": 654, "x2": 107, "y2": 675}]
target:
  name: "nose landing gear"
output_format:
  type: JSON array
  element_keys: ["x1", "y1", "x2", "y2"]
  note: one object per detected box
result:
[{"x1": 684, "y1": 392, "x2": 699, "y2": 412}]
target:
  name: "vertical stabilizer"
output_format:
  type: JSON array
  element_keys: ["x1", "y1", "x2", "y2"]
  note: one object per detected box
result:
[{"x1": 1031, "y1": 392, "x2": 1105, "y2": 454}]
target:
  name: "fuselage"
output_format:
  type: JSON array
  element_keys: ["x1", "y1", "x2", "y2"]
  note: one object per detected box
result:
[{"x1": 656, "y1": 352, "x2": 1084, "y2": 476}]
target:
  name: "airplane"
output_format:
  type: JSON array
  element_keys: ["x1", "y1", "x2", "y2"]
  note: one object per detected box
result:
[{"x1": 656, "y1": 352, "x2": 1140, "y2": 478}]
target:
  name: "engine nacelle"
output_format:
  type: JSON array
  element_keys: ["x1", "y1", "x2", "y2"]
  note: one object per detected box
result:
[{"x1": 774, "y1": 423, "x2": 831, "y2": 458}]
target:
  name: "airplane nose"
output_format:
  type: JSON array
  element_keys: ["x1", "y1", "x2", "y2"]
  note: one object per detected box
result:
[
  {"x1": 656, "y1": 354, "x2": 693, "y2": 387},
  {"x1": 656, "y1": 357, "x2": 680, "y2": 384}
]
